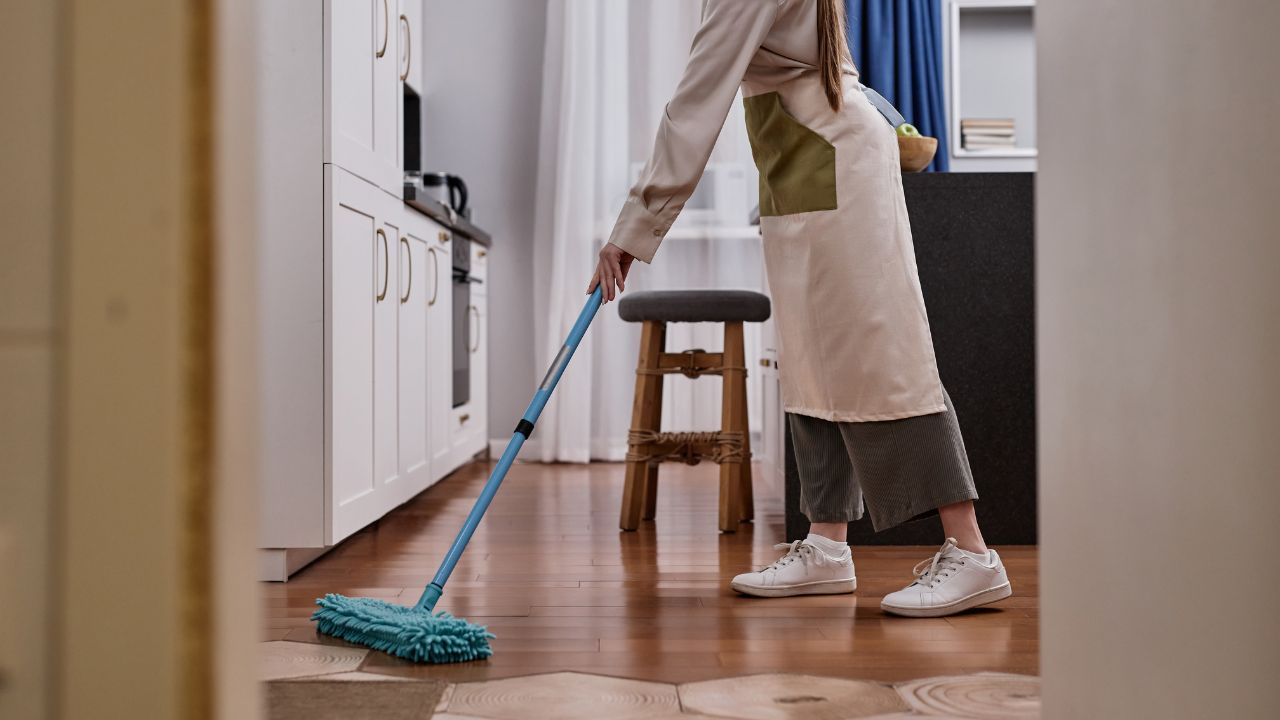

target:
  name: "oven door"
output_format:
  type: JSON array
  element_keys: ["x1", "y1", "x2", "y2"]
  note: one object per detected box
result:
[{"x1": 452, "y1": 274, "x2": 470, "y2": 408}]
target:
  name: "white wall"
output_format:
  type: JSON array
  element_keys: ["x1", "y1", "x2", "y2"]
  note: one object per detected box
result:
[
  {"x1": 421, "y1": 0, "x2": 549, "y2": 440},
  {"x1": 1038, "y1": 1, "x2": 1280, "y2": 717}
]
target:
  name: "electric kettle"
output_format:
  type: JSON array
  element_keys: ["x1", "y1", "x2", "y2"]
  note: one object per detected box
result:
[{"x1": 421, "y1": 172, "x2": 469, "y2": 217}]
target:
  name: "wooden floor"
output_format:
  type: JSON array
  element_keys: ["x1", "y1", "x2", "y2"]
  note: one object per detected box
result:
[{"x1": 263, "y1": 459, "x2": 1038, "y2": 684}]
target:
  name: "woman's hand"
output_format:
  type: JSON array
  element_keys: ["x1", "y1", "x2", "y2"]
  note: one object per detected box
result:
[{"x1": 587, "y1": 243, "x2": 636, "y2": 303}]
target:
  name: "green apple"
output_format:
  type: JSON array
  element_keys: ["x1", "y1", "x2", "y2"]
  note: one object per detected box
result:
[{"x1": 896, "y1": 123, "x2": 921, "y2": 137}]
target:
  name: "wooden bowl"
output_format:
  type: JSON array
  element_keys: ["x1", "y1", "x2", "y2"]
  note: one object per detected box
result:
[{"x1": 898, "y1": 135, "x2": 938, "y2": 173}]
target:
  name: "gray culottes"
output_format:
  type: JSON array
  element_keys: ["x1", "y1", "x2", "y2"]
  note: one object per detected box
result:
[{"x1": 788, "y1": 386, "x2": 978, "y2": 531}]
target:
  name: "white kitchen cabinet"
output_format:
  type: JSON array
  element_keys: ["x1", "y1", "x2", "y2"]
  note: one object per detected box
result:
[
  {"x1": 450, "y1": 242, "x2": 489, "y2": 465},
  {"x1": 469, "y1": 287, "x2": 489, "y2": 458},
  {"x1": 402, "y1": 210, "x2": 455, "y2": 490},
  {"x1": 327, "y1": 166, "x2": 404, "y2": 542},
  {"x1": 399, "y1": 0, "x2": 423, "y2": 93},
  {"x1": 469, "y1": 241, "x2": 488, "y2": 281},
  {"x1": 259, "y1": 4, "x2": 492, "y2": 580},
  {"x1": 469, "y1": 242, "x2": 489, "y2": 448},
  {"x1": 756, "y1": 260, "x2": 786, "y2": 497},
  {"x1": 326, "y1": 0, "x2": 402, "y2": 196},
  {"x1": 428, "y1": 228, "x2": 455, "y2": 482},
  {"x1": 397, "y1": 221, "x2": 429, "y2": 489},
  {"x1": 374, "y1": 210, "x2": 402, "y2": 503}
]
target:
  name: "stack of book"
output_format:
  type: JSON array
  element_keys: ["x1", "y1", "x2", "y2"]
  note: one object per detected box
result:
[{"x1": 961, "y1": 119, "x2": 1016, "y2": 150}]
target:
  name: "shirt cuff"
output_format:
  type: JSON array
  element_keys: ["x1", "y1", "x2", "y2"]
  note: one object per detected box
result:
[{"x1": 606, "y1": 197, "x2": 668, "y2": 264}]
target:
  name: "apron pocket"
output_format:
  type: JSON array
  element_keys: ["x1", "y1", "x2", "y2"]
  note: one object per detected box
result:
[{"x1": 743, "y1": 92, "x2": 838, "y2": 217}]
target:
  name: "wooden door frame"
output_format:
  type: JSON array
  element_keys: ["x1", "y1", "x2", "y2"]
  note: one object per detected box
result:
[{"x1": 54, "y1": 0, "x2": 261, "y2": 718}]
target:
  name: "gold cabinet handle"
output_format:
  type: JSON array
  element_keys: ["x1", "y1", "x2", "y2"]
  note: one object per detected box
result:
[
  {"x1": 469, "y1": 305, "x2": 480, "y2": 353},
  {"x1": 438, "y1": 230, "x2": 449, "y2": 244},
  {"x1": 398, "y1": 14, "x2": 411, "y2": 82},
  {"x1": 477, "y1": 248, "x2": 486, "y2": 258},
  {"x1": 459, "y1": 413, "x2": 470, "y2": 424},
  {"x1": 426, "y1": 246, "x2": 439, "y2": 306},
  {"x1": 399, "y1": 237, "x2": 412, "y2": 303},
  {"x1": 376, "y1": 0, "x2": 389, "y2": 58},
  {"x1": 376, "y1": 228, "x2": 389, "y2": 302}
]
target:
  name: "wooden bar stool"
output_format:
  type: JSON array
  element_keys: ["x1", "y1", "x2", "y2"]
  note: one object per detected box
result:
[{"x1": 617, "y1": 290, "x2": 772, "y2": 533}]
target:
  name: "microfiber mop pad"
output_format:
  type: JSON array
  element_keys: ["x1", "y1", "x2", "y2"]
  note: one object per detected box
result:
[{"x1": 313, "y1": 595, "x2": 493, "y2": 663}]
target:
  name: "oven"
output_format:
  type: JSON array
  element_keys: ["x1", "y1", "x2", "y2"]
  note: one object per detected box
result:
[{"x1": 452, "y1": 237, "x2": 481, "y2": 407}]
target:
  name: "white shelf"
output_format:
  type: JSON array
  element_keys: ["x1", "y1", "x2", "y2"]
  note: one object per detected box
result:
[
  {"x1": 945, "y1": 0, "x2": 1037, "y2": 171},
  {"x1": 953, "y1": 147, "x2": 1038, "y2": 159}
]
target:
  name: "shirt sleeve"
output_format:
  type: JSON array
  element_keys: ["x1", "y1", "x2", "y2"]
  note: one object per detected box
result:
[{"x1": 606, "y1": 0, "x2": 781, "y2": 263}]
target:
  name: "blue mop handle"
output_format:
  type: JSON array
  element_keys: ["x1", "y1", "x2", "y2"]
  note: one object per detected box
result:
[{"x1": 416, "y1": 286, "x2": 604, "y2": 611}]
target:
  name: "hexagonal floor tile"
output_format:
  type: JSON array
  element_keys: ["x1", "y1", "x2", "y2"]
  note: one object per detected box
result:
[
  {"x1": 283, "y1": 671, "x2": 413, "y2": 682},
  {"x1": 646, "y1": 714, "x2": 750, "y2": 720},
  {"x1": 260, "y1": 640, "x2": 368, "y2": 681},
  {"x1": 679, "y1": 673, "x2": 908, "y2": 720},
  {"x1": 895, "y1": 673, "x2": 1040, "y2": 719},
  {"x1": 446, "y1": 671, "x2": 680, "y2": 720},
  {"x1": 860, "y1": 714, "x2": 968, "y2": 720},
  {"x1": 266, "y1": 677, "x2": 445, "y2": 720}
]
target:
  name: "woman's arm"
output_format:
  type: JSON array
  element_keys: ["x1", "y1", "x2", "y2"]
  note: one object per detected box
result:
[{"x1": 591, "y1": 0, "x2": 781, "y2": 300}]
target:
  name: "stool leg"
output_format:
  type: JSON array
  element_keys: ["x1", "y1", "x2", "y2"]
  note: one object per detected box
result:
[
  {"x1": 622, "y1": 321, "x2": 665, "y2": 531},
  {"x1": 642, "y1": 462, "x2": 660, "y2": 521},
  {"x1": 738, "y1": 361, "x2": 754, "y2": 523},
  {"x1": 718, "y1": 322, "x2": 746, "y2": 533},
  {"x1": 641, "y1": 339, "x2": 664, "y2": 520}
]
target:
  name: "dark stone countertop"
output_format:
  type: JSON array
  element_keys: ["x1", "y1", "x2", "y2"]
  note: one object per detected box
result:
[{"x1": 402, "y1": 183, "x2": 492, "y2": 247}]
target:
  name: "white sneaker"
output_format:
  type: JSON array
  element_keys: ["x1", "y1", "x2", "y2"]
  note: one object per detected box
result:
[
  {"x1": 880, "y1": 538, "x2": 1012, "y2": 617},
  {"x1": 730, "y1": 538, "x2": 857, "y2": 598}
]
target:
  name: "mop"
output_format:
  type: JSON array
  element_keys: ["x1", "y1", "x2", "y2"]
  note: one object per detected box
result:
[{"x1": 313, "y1": 286, "x2": 604, "y2": 663}]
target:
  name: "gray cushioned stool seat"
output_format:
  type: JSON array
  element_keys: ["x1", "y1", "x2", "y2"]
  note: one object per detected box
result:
[{"x1": 618, "y1": 290, "x2": 771, "y2": 323}]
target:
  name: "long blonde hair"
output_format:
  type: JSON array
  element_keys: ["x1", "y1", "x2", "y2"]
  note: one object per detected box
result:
[{"x1": 817, "y1": 0, "x2": 853, "y2": 111}]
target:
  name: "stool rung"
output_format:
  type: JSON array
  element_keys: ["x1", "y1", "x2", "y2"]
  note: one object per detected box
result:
[
  {"x1": 626, "y1": 429, "x2": 747, "y2": 466},
  {"x1": 636, "y1": 349, "x2": 746, "y2": 379}
]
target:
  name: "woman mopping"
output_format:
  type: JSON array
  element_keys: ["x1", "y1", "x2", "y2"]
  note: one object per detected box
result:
[{"x1": 588, "y1": 0, "x2": 1011, "y2": 618}]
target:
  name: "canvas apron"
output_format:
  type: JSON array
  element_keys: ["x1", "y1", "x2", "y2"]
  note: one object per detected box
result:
[{"x1": 743, "y1": 72, "x2": 945, "y2": 422}]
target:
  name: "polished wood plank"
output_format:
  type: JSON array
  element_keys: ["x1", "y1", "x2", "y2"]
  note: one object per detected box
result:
[{"x1": 262, "y1": 459, "x2": 1039, "y2": 683}]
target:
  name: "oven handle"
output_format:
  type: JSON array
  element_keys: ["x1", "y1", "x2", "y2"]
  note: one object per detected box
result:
[{"x1": 469, "y1": 305, "x2": 480, "y2": 353}]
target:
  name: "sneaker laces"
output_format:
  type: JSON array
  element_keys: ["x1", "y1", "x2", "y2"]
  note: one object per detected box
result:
[
  {"x1": 760, "y1": 540, "x2": 814, "y2": 572},
  {"x1": 911, "y1": 538, "x2": 965, "y2": 589}
]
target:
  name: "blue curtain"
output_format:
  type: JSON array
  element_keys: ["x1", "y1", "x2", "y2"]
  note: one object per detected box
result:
[{"x1": 846, "y1": 0, "x2": 949, "y2": 171}]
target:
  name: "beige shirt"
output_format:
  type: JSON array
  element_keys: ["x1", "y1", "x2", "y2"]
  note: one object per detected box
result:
[{"x1": 608, "y1": 0, "x2": 946, "y2": 422}]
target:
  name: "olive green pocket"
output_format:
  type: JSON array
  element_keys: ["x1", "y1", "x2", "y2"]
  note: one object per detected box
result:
[{"x1": 743, "y1": 92, "x2": 838, "y2": 217}]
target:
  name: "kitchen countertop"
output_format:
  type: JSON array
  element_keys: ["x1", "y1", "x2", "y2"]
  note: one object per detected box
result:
[{"x1": 402, "y1": 183, "x2": 493, "y2": 247}]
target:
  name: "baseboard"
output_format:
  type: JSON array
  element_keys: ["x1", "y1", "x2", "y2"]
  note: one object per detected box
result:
[{"x1": 258, "y1": 546, "x2": 331, "y2": 582}]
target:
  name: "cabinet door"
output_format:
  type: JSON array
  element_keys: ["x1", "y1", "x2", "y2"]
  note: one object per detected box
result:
[
  {"x1": 450, "y1": 275, "x2": 488, "y2": 463},
  {"x1": 468, "y1": 287, "x2": 489, "y2": 458},
  {"x1": 397, "y1": 218, "x2": 430, "y2": 492},
  {"x1": 399, "y1": 0, "x2": 423, "y2": 94},
  {"x1": 427, "y1": 229, "x2": 454, "y2": 482},
  {"x1": 374, "y1": 213, "x2": 401, "y2": 501},
  {"x1": 327, "y1": 0, "x2": 401, "y2": 195},
  {"x1": 327, "y1": 167, "x2": 382, "y2": 542}
]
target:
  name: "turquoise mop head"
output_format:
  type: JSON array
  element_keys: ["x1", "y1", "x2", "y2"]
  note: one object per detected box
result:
[{"x1": 312, "y1": 593, "x2": 494, "y2": 663}]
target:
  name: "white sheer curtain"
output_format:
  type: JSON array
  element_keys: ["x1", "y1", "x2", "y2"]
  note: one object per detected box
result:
[{"x1": 532, "y1": 0, "x2": 766, "y2": 462}]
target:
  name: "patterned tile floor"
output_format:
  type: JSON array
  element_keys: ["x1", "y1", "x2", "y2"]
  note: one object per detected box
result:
[{"x1": 261, "y1": 641, "x2": 1040, "y2": 719}]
